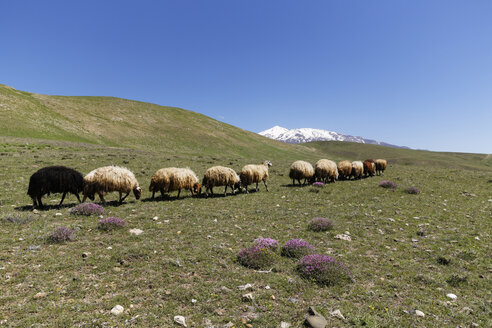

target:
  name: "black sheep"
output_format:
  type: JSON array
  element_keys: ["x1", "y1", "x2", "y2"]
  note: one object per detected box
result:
[{"x1": 27, "y1": 166, "x2": 84, "y2": 208}]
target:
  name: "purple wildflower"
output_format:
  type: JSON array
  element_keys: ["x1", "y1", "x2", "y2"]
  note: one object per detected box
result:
[
  {"x1": 48, "y1": 226, "x2": 74, "y2": 243},
  {"x1": 98, "y1": 217, "x2": 126, "y2": 231},
  {"x1": 308, "y1": 218, "x2": 334, "y2": 232},
  {"x1": 297, "y1": 254, "x2": 352, "y2": 286},
  {"x1": 379, "y1": 180, "x2": 397, "y2": 189},
  {"x1": 237, "y1": 245, "x2": 276, "y2": 269},
  {"x1": 254, "y1": 238, "x2": 279, "y2": 251},
  {"x1": 282, "y1": 239, "x2": 314, "y2": 258},
  {"x1": 70, "y1": 203, "x2": 104, "y2": 216},
  {"x1": 406, "y1": 187, "x2": 420, "y2": 194},
  {"x1": 312, "y1": 182, "x2": 324, "y2": 188}
]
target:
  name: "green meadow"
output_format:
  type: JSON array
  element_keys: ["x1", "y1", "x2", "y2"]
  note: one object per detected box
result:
[{"x1": 0, "y1": 86, "x2": 491, "y2": 327}]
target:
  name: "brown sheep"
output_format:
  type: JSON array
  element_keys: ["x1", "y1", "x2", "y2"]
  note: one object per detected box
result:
[
  {"x1": 289, "y1": 160, "x2": 315, "y2": 185},
  {"x1": 202, "y1": 166, "x2": 241, "y2": 196},
  {"x1": 82, "y1": 166, "x2": 141, "y2": 205},
  {"x1": 337, "y1": 161, "x2": 352, "y2": 180},
  {"x1": 240, "y1": 160, "x2": 272, "y2": 193},
  {"x1": 363, "y1": 159, "x2": 375, "y2": 177},
  {"x1": 149, "y1": 167, "x2": 201, "y2": 199},
  {"x1": 375, "y1": 159, "x2": 387, "y2": 175},
  {"x1": 314, "y1": 159, "x2": 338, "y2": 183}
]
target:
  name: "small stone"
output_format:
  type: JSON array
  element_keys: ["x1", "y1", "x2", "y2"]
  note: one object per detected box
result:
[
  {"x1": 32, "y1": 209, "x2": 39, "y2": 214},
  {"x1": 111, "y1": 305, "x2": 124, "y2": 315},
  {"x1": 270, "y1": 295, "x2": 276, "y2": 300},
  {"x1": 174, "y1": 315, "x2": 187, "y2": 327},
  {"x1": 305, "y1": 306, "x2": 327, "y2": 328},
  {"x1": 220, "y1": 286, "x2": 231, "y2": 293},
  {"x1": 242, "y1": 293, "x2": 254, "y2": 302},
  {"x1": 288, "y1": 297, "x2": 298, "y2": 303},
  {"x1": 415, "y1": 310, "x2": 425, "y2": 317},
  {"x1": 113, "y1": 267, "x2": 121, "y2": 272},
  {"x1": 330, "y1": 309, "x2": 345, "y2": 320},
  {"x1": 474, "y1": 236, "x2": 480, "y2": 240},
  {"x1": 82, "y1": 252, "x2": 90, "y2": 258},
  {"x1": 27, "y1": 245, "x2": 41, "y2": 251},
  {"x1": 280, "y1": 322, "x2": 291, "y2": 328},
  {"x1": 191, "y1": 299, "x2": 197, "y2": 304},
  {"x1": 471, "y1": 323, "x2": 479, "y2": 327},
  {"x1": 55, "y1": 212, "x2": 62, "y2": 216},
  {"x1": 237, "y1": 283, "x2": 253, "y2": 290},
  {"x1": 152, "y1": 216, "x2": 158, "y2": 221},
  {"x1": 460, "y1": 307, "x2": 473, "y2": 314},
  {"x1": 129, "y1": 229, "x2": 143, "y2": 235},
  {"x1": 223, "y1": 322, "x2": 234, "y2": 328},
  {"x1": 334, "y1": 234, "x2": 351, "y2": 241},
  {"x1": 107, "y1": 246, "x2": 112, "y2": 250},
  {"x1": 388, "y1": 218, "x2": 395, "y2": 222},
  {"x1": 446, "y1": 293, "x2": 457, "y2": 300},
  {"x1": 34, "y1": 292, "x2": 47, "y2": 299},
  {"x1": 265, "y1": 285, "x2": 271, "y2": 290}
]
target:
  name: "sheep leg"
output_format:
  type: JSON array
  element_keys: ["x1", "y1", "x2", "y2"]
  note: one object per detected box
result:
[
  {"x1": 263, "y1": 180, "x2": 269, "y2": 192},
  {"x1": 224, "y1": 185, "x2": 227, "y2": 196},
  {"x1": 75, "y1": 193, "x2": 82, "y2": 203},
  {"x1": 151, "y1": 191, "x2": 155, "y2": 200},
  {"x1": 58, "y1": 192, "x2": 67, "y2": 206},
  {"x1": 177, "y1": 189, "x2": 181, "y2": 198},
  {"x1": 98, "y1": 193, "x2": 106, "y2": 205},
  {"x1": 37, "y1": 196, "x2": 44, "y2": 209},
  {"x1": 120, "y1": 192, "x2": 130, "y2": 203},
  {"x1": 32, "y1": 197, "x2": 38, "y2": 208},
  {"x1": 244, "y1": 185, "x2": 248, "y2": 193},
  {"x1": 82, "y1": 195, "x2": 87, "y2": 203},
  {"x1": 255, "y1": 182, "x2": 259, "y2": 192}
]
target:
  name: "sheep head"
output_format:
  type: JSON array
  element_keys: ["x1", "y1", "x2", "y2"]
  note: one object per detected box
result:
[
  {"x1": 264, "y1": 160, "x2": 272, "y2": 167},
  {"x1": 193, "y1": 183, "x2": 202, "y2": 195},
  {"x1": 133, "y1": 187, "x2": 142, "y2": 200}
]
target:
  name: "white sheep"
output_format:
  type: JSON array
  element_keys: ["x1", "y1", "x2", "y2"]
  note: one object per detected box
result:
[
  {"x1": 149, "y1": 167, "x2": 201, "y2": 199},
  {"x1": 351, "y1": 161, "x2": 364, "y2": 179},
  {"x1": 82, "y1": 166, "x2": 141, "y2": 205},
  {"x1": 375, "y1": 159, "x2": 387, "y2": 175},
  {"x1": 314, "y1": 159, "x2": 338, "y2": 183},
  {"x1": 289, "y1": 160, "x2": 315, "y2": 185},
  {"x1": 202, "y1": 166, "x2": 241, "y2": 196},
  {"x1": 240, "y1": 160, "x2": 272, "y2": 193}
]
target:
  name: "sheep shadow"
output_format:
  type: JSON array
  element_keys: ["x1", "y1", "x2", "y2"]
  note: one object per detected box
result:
[
  {"x1": 14, "y1": 202, "x2": 80, "y2": 212},
  {"x1": 141, "y1": 195, "x2": 198, "y2": 202}
]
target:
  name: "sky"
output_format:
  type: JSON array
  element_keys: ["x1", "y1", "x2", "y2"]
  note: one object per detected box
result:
[{"x1": 1, "y1": 0, "x2": 491, "y2": 153}]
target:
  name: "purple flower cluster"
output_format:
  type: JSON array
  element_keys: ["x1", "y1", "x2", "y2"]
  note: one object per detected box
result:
[
  {"x1": 70, "y1": 202, "x2": 104, "y2": 216},
  {"x1": 48, "y1": 226, "x2": 74, "y2": 243},
  {"x1": 297, "y1": 254, "x2": 352, "y2": 286},
  {"x1": 312, "y1": 182, "x2": 324, "y2": 188},
  {"x1": 282, "y1": 239, "x2": 314, "y2": 258},
  {"x1": 254, "y1": 238, "x2": 279, "y2": 251},
  {"x1": 237, "y1": 245, "x2": 276, "y2": 269},
  {"x1": 406, "y1": 187, "x2": 421, "y2": 194},
  {"x1": 379, "y1": 180, "x2": 397, "y2": 189},
  {"x1": 98, "y1": 217, "x2": 126, "y2": 231},
  {"x1": 308, "y1": 217, "x2": 334, "y2": 232}
]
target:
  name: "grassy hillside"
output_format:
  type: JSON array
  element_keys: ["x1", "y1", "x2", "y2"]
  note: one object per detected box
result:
[
  {"x1": 307, "y1": 141, "x2": 492, "y2": 170},
  {"x1": 0, "y1": 84, "x2": 314, "y2": 159}
]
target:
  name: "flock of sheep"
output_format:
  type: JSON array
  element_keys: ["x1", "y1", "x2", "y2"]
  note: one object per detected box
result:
[{"x1": 26, "y1": 159, "x2": 386, "y2": 209}]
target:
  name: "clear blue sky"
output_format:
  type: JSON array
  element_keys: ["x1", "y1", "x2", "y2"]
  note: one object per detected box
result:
[{"x1": 1, "y1": 0, "x2": 491, "y2": 153}]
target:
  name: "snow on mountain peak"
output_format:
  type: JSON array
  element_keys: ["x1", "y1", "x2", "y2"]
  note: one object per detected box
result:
[{"x1": 258, "y1": 126, "x2": 406, "y2": 149}]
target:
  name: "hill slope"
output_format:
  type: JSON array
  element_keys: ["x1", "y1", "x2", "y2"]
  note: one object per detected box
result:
[{"x1": 0, "y1": 84, "x2": 310, "y2": 159}]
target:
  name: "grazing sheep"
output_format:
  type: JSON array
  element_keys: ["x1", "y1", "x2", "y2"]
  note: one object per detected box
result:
[
  {"x1": 202, "y1": 166, "x2": 241, "y2": 196},
  {"x1": 314, "y1": 159, "x2": 338, "y2": 183},
  {"x1": 289, "y1": 160, "x2": 315, "y2": 185},
  {"x1": 363, "y1": 159, "x2": 376, "y2": 177},
  {"x1": 82, "y1": 166, "x2": 141, "y2": 205},
  {"x1": 351, "y1": 161, "x2": 364, "y2": 180},
  {"x1": 375, "y1": 159, "x2": 387, "y2": 175},
  {"x1": 149, "y1": 167, "x2": 201, "y2": 199},
  {"x1": 27, "y1": 166, "x2": 84, "y2": 209},
  {"x1": 240, "y1": 160, "x2": 272, "y2": 193},
  {"x1": 337, "y1": 161, "x2": 353, "y2": 180}
]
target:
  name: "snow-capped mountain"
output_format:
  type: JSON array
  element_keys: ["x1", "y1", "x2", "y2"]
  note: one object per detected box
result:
[{"x1": 259, "y1": 126, "x2": 407, "y2": 149}]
